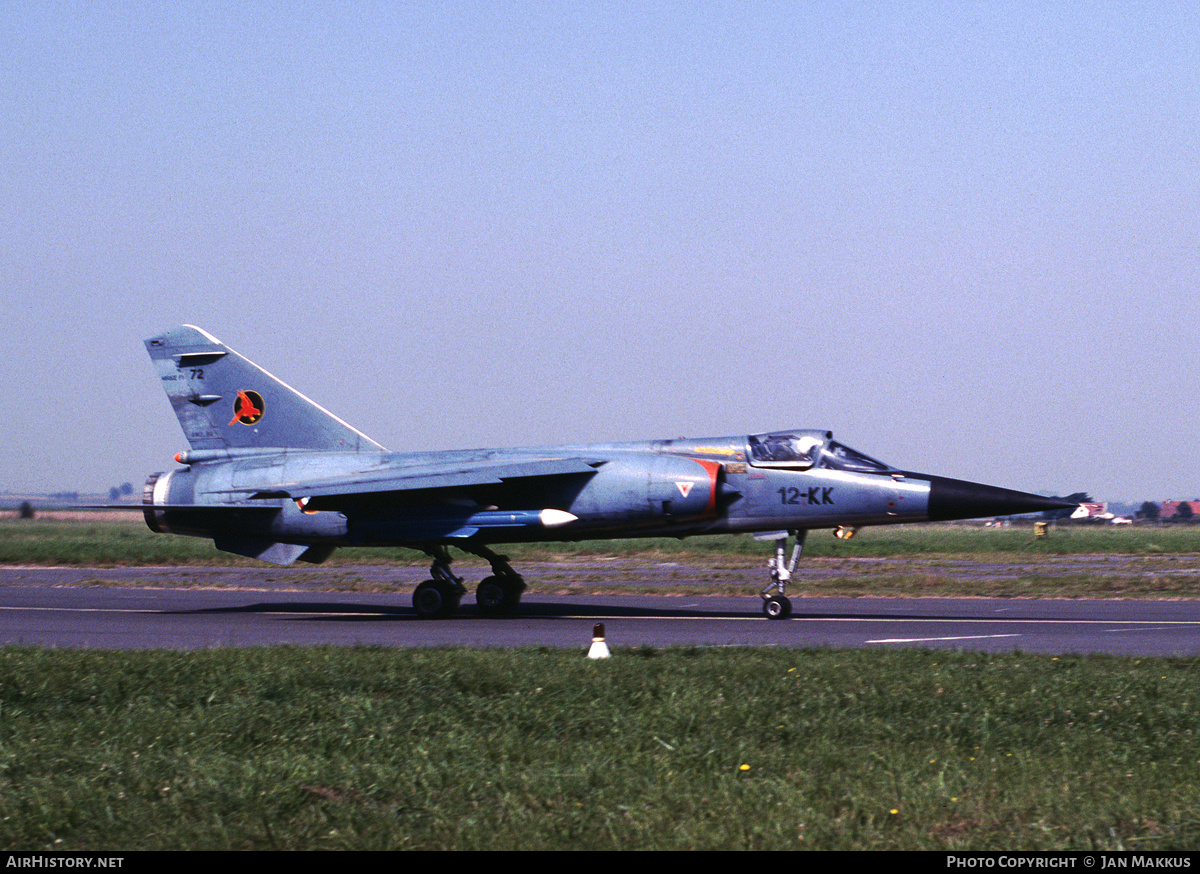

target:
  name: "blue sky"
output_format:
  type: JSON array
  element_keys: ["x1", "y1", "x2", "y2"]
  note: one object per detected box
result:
[{"x1": 3, "y1": 2, "x2": 1198, "y2": 503}]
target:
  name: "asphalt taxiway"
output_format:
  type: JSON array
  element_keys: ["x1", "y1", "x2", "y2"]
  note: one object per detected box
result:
[{"x1": 2, "y1": 566, "x2": 1199, "y2": 656}]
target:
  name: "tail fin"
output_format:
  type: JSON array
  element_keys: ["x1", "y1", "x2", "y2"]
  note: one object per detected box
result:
[{"x1": 145, "y1": 325, "x2": 385, "y2": 453}]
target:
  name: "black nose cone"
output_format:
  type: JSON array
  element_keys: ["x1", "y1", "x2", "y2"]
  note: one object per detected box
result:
[{"x1": 905, "y1": 473, "x2": 1078, "y2": 522}]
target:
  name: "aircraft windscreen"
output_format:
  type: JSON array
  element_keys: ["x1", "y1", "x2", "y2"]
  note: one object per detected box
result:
[
  {"x1": 747, "y1": 433, "x2": 823, "y2": 468},
  {"x1": 819, "y1": 441, "x2": 894, "y2": 474}
]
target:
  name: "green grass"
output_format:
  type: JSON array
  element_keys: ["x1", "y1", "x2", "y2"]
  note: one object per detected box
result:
[
  {"x1": 6, "y1": 516, "x2": 1200, "y2": 600},
  {"x1": 6, "y1": 514, "x2": 1200, "y2": 567},
  {"x1": 1, "y1": 646, "x2": 1197, "y2": 850}
]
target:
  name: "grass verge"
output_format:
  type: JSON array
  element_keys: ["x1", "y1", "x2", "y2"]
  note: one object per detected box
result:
[
  {"x1": 6, "y1": 517, "x2": 1200, "y2": 600},
  {"x1": 5, "y1": 515, "x2": 1200, "y2": 566},
  {"x1": 1, "y1": 646, "x2": 1198, "y2": 850}
]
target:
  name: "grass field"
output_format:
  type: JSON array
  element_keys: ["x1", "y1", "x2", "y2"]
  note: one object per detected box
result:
[
  {"x1": 4, "y1": 514, "x2": 1200, "y2": 600},
  {"x1": 2, "y1": 645, "x2": 1198, "y2": 851},
  {"x1": 6, "y1": 513, "x2": 1200, "y2": 561}
]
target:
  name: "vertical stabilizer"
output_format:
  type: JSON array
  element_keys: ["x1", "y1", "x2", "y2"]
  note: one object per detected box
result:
[{"x1": 145, "y1": 325, "x2": 385, "y2": 452}]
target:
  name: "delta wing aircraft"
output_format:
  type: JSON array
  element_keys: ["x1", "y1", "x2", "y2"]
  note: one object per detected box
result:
[{"x1": 142, "y1": 326, "x2": 1073, "y2": 619}]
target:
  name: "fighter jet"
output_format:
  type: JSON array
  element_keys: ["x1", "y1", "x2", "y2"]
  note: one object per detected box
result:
[{"x1": 141, "y1": 325, "x2": 1073, "y2": 619}]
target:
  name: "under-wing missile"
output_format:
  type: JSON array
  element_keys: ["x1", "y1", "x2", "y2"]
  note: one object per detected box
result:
[
  {"x1": 330, "y1": 506, "x2": 581, "y2": 542},
  {"x1": 436, "y1": 508, "x2": 579, "y2": 532}
]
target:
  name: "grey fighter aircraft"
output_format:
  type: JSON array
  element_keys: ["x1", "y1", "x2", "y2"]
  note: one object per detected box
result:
[{"x1": 141, "y1": 325, "x2": 1073, "y2": 619}]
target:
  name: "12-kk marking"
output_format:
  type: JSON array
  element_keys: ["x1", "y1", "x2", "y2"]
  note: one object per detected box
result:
[{"x1": 779, "y1": 487, "x2": 834, "y2": 505}]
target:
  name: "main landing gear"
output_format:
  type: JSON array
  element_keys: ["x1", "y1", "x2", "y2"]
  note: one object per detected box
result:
[
  {"x1": 760, "y1": 530, "x2": 807, "y2": 620},
  {"x1": 412, "y1": 544, "x2": 527, "y2": 619},
  {"x1": 414, "y1": 532, "x2": 808, "y2": 620}
]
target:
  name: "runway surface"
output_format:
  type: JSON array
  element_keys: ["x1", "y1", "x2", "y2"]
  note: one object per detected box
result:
[{"x1": 3, "y1": 566, "x2": 1200, "y2": 656}]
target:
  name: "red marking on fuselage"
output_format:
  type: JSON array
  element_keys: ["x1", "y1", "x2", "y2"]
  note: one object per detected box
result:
[{"x1": 691, "y1": 458, "x2": 723, "y2": 516}]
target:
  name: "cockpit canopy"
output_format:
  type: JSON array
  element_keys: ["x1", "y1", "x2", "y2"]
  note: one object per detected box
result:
[
  {"x1": 747, "y1": 432, "x2": 827, "y2": 467},
  {"x1": 747, "y1": 431, "x2": 895, "y2": 474}
]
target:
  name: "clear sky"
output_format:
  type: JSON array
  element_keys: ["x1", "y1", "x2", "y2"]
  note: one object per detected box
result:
[{"x1": 3, "y1": 2, "x2": 1198, "y2": 503}]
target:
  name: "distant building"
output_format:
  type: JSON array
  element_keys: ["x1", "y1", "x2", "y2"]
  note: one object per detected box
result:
[{"x1": 1162, "y1": 500, "x2": 1200, "y2": 519}]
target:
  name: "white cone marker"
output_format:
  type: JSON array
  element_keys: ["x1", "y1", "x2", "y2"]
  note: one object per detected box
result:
[{"x1": 587, "y1": 622, "x2": 610, "y2": 659}]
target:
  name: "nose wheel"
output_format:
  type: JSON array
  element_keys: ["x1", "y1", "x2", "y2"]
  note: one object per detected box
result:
[
  {"x1": 762, "y1": 594, "x2": 792, "y2": 619},
  {"x1": 759, "y1": 530, "x2": 806, "y2": 620}
]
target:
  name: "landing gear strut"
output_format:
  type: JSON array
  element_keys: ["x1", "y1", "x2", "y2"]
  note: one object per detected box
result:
[
  {"x1": 411, "y1": 543, "x2": 526, "y2": 619},
  {"x1": 760, "y1": 530, "x2": 807, "y2": 620},
  {"x1": 412, "y1": 545, "x2": 468, "y2": 619},
  {"x1": 466, "y1": 543, "x2": 526, "y2": 616}
]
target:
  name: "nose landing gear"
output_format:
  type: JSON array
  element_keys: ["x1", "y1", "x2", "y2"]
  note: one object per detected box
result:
[{"x1": 759, "y1": 530, "x2": 807, "y2": 620}]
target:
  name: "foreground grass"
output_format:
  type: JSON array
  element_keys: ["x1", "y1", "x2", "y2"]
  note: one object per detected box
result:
[{"x1": 1, "y1": 646, "x2": 1198, "y2": 850}]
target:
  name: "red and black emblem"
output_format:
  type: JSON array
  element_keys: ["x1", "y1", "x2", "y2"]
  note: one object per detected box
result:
[{"x1": 229, "y1": 390, "x2": 265, "y2": 426}]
